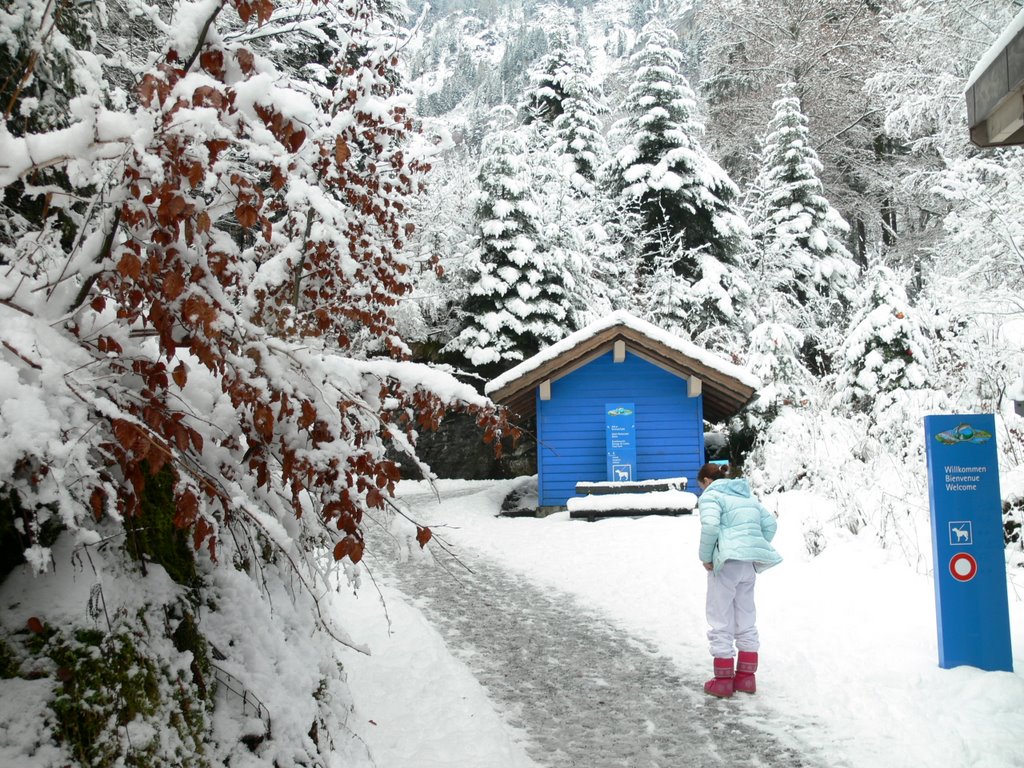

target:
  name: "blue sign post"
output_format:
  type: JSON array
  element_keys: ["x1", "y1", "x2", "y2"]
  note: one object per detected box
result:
[
  {"x1": 924, "y1": 414, "x2": 1013, "y2": 671},
  {"x1": 605, "y1": 403, "x2": 637, "y2": 482}
]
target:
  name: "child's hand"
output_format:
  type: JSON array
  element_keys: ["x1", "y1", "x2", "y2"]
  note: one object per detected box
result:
[{"x1": 703, "y1": 562, "x2": 713, "y2": 571}]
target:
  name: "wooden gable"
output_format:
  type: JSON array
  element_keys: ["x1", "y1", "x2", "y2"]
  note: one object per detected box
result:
[{"x1": 487, "y1": 317, "x2": 758, "y2": 424}]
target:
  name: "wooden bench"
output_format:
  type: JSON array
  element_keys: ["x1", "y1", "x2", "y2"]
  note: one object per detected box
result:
[{"x1": 568, "y1": 477, "x2": 696, "y2": 521}]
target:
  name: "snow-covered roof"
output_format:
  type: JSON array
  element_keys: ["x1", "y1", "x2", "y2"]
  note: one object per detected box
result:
[
  {"x1": 965, "y1": 8, "x2": 1024, "y2": 146},
  {"x1": 966, "y1": 7, "x2": 1024, "y2": 91},
  {"x1": 485, "y1": 310, "x2": 760, "y2": 423}
]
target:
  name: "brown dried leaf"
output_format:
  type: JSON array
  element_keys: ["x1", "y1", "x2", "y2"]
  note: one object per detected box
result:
[
  {"x1": 334, "y1": 136, "x2": 351, "y2": 167},
  {"x1": 172, "y1": 362, "x2": 188, "y2": 389},
  {"x1": 117, "y1": 252, "x2": 142, "y2": 280},
  {"x1": 236, "y1": 204, "x2": 258, "y2": 228},
  {"x1": 164, "y1": 270, "x2": 185, "y2": 301},
  {"x1": 236, "y1": 48, "x2": 255, "y2": 75}
]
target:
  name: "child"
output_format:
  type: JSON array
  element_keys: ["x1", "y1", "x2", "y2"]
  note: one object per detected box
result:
[{"x1": 696, "y1": 462, "x2": 782, "y2": 698}]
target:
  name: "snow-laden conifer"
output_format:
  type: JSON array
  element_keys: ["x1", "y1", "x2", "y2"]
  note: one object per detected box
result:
[
  {"x1": 517, "y1": 21, "x2": 609, "y2": 194},
  {"x1": 447, "y1": 114, "x2": 570, "y2": 370},
  {"x1": 519, "y1": 27, "x2": 575, "y2": 126},
  {"x1": 747, "y1": 90, "x2": 859, "y2": 340},
  {"x1": 605, "y1": 17, "x2": 752, "y2": 346},
  {"x1": 553, "y1": 84, "x2": 609, "y2": 196},
  {"x1": 747, "y1": 316, "x2": 814, "y2": 414}
]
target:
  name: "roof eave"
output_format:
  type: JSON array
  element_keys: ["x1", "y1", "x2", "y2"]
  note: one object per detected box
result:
[{"x1": 489, "y1": 327, "x2": 758, "y2": 424}]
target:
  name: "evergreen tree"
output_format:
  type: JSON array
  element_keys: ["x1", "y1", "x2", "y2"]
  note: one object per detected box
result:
[
  {"x1": 607, "y1": 18, "x2": 748, "y2": 275},
  {"x1": 446, "y1": 115, "x2": 570, "y2": 371},
  {"x1": 605, "y1": 17, "x2": 752, "y2": 345},
  {"x1": 519, "y1": 28, "x2": 575, "y2": 126},
  {"x1": 594, "y1": 197, "x2": 646, "y2": 316},
  {"x1": 518, "y1": 24, "x2": 608, "y2": 195},
  {"x1": 550, "y1": 55, "x2": 609, "y2": 196},
  {"x1": 515, "y1": 23, "x2": 612, "y2": 321},
  {"x1": 747, "y1": 89, "x2": 859, "y2": 358},
  {"x1": 729, "y1": 310, "x2": 815, "y2": 473},
  {"x1": 696, "y1": 0, "x2": 887, "y2": 263},
  {"x1": 640, "y1": 235, "x2": 753, "y2": 350},
  {"x1": 642, "y1": 250, "x2": 694, "y2": 333},
  {"x1": 529, "y1": 135, "x2": 596, "y2": 330},
  {"x1": 832, "y1": 265, "x2": 932, "y2": 413},
  {"x1": 746, "y1": 315, "x2": 814, "y2": 415}
]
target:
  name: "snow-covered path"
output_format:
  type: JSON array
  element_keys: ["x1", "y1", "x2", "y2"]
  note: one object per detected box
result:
[
  {"x1": 375, "y1": 536, "x2": 824, "y2": 767},
  {"x1": 344, "y1": 479, "x2": 1024, "y2": 768}
]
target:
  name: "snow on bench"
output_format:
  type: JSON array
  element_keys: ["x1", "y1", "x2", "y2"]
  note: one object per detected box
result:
[
  {"x1": 574, "y1": 477, "x2": 688, "y2": 495},
  {"x1": 567, "y1": 489, "x2": 698, "y2": 521}
]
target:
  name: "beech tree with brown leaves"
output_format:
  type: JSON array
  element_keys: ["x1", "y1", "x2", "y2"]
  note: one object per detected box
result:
[
  {"x1": 1, "y1": 0, "x2": 517, "y2": 760},
  {"x1": 1, "y1": 0, "x2": 511, "y2": 702}
]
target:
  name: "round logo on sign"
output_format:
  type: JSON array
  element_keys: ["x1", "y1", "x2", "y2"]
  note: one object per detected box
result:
[{"x1": 949, "y1": 552, "x2": 978, "y2": 582}]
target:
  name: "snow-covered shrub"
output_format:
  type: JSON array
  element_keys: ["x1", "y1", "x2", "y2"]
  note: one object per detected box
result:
[
  {"x1": 0, "y1": 0, "x2": 518, "y2": 765},
  {"x1": 731, "y1": 319, "x2": 815, "y2": 453},
  {"x1": 746, "y1": 399, "x2": 863, "y2": 492},
  {"x1": 1004, "y1": 498, "x2": 1024, "y2": 569},
  {"x1": 1001, "y1": 461, "x2": 1024, "y2": 570},
  {"x1": 833, "y1": 266, "x2": 933, "y2": 414},
  {"x1": 803, "y1": 523, "x2": 827, "y2": 557}
]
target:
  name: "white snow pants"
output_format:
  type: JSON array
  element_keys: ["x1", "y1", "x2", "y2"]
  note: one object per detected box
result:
[{"x1": 706, "y1": 560, "x2": 759, "y2": 659}]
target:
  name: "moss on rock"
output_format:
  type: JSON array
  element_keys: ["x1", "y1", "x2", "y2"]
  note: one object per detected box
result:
[{"x1": 125, "y1": 466, "x2": 200, "y2": 589}]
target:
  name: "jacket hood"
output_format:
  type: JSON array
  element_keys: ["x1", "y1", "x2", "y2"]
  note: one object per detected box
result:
[{"x1": 705, "y1": 478, "x2": 752, "y2": 498}]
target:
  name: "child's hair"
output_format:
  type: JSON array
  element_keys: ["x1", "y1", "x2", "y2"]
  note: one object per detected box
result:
[{"x1": 697, "y1": 462, "x2": 730, "y2": 484}]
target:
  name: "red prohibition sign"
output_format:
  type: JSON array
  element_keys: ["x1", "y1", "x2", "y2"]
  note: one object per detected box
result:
[{"x1": 949, "y1": 552, "x2": 978, "y2": 582}]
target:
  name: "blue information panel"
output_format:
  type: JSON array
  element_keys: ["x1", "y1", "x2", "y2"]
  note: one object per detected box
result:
[
  {"x1": 605, "y1": 403, "x2": 637, "y2": 482},
  {"x1": 924, "y1": 414, "x2": 1013, "y2": 671}
]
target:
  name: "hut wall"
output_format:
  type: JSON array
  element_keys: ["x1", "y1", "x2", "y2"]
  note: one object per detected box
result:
[{"x1": 536, "y1": 351, "x2": 704, "y2": 507}]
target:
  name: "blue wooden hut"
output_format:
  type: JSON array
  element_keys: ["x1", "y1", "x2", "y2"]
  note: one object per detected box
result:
[{"x1": 485, "y1": 312, "x2": 760, "y2": 511}]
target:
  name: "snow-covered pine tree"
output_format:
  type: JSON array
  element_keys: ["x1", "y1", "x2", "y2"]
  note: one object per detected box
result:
[
  {"x1": 519, "y1": 27, "x2": 575, "y2": 126},
  {"x1": 696, "y1": 0, "x2": 888, "y2": 263},
  {"x1": 832, "y1": 265, "x2": 933, "y2": 414},
  {"x1": 747, "y1": 89, "x2": 859, "y2": 361},
  {"x1": 594, "y1": 197, "x2": 647, "y2": 316},
  {"x1": 514, "y1": 20, "x2": 615, "y2": 325},
  {"x1": 446, "y1": 112, "x2": 570, "y2": 372},
  {"x1": 551, "y1": 58, "x2": 609, "y2": 196},
  {"x1": 605, "y1": 17, "x2": 752, "y2": 346},
  {"x1": 517, "y1": 23, "x2": 609, "y2": 196},
  {"x1": 529, "y1": 135, "x2": 598, "y2": 330}
]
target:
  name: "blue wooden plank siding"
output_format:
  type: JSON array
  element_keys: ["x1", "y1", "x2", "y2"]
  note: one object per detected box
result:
[{"x1": 537, "y1": 351, "x2": 705, "y2": 507}]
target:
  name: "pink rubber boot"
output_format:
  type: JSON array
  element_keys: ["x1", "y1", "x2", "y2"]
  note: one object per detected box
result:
[
  {"x1": 704, "y1": 657, "x2": 734, "y2": 698},
  {"x1": 734, "y1": 651, "x2": 758, "y2": 694}
]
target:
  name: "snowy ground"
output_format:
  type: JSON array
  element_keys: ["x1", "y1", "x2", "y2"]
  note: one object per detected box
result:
[{"x1": 339, "y1": 478, "x2": 1024, "y2": 768}]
